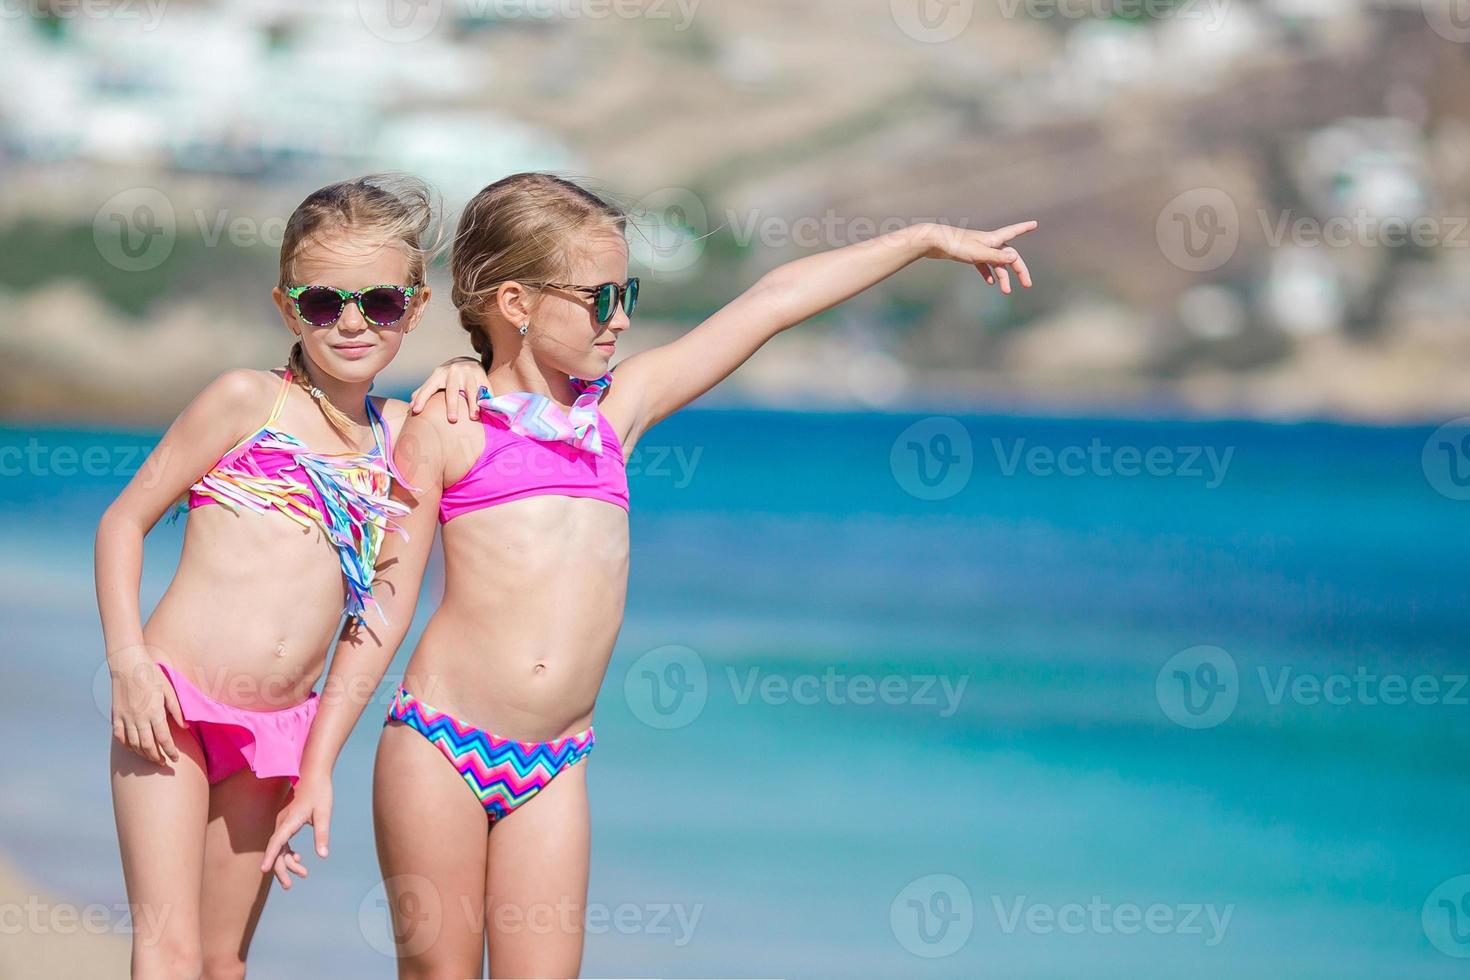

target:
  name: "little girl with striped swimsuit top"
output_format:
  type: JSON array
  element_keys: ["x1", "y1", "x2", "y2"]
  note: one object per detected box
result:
[{"x1": 94, "y1": 174, "x2": 481, "y2": 978}]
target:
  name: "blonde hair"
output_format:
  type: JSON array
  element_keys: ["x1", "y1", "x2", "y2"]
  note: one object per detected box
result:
[
  {"x1": 278, "y1": 173, "x2": 440, "y2": 430},
  {"x1": 451, "y1": 173, "x2": 627, "y2": 369}
]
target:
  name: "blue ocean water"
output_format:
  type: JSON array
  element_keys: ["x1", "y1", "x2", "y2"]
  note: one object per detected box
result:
[{"x1": 1, "y1": 407, "x2": 1466, "y2": 978}]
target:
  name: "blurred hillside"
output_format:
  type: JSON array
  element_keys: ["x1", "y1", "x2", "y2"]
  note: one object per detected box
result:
[{"x1": 2, "y1": 0, "x2": 1468, "y2": 423}]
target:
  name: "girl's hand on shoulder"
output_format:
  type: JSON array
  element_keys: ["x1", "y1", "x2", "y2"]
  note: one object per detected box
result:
[
  {"x1": 260, "y1": 775, "x2": 334, "y2": 887},
  {"x1": 919, "y1": 220, "x2": 1038, "y2": 295},
  {"x1": 410, "y1": 357, "x2": 489, "y2": 423},
  {"x1": 109, "y1": 646, "x2": 184, "y2": 767}
]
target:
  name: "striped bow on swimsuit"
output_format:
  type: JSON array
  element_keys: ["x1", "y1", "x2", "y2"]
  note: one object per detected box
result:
[{"x1": 474, "y1": 372, "x2": 613, "y2": 454}]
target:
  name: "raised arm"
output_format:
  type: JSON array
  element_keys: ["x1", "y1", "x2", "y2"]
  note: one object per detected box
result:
[
  {"x1": 615, "y1": 220, "x2": 1036, "y2": 441},
  {"x1": 260, "y1": 403, "x2": 447, "y2": 879},
  {"x1": 96, "y1": 369, "x2": 272, "y2": 767}
]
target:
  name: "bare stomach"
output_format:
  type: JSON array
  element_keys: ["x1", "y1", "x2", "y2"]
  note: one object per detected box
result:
[
  {"x1": 402, "y1": 496, "x2": 630, "y2": 742},
  {"x1": 142, "y1": 506, "x2": 351, "y2": 709}
]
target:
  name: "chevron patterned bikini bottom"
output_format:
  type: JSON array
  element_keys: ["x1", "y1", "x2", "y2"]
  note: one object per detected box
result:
[{"x1": 385, "y1": 686, "x2": 595, "y2": 823}]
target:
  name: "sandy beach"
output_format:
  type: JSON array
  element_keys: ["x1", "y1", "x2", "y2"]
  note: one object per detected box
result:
[{"x1": 0, "y1": 851, "x2": 130, "y2": 977}]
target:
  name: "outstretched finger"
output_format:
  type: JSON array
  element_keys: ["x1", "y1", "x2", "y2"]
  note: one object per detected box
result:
[{"x1": 992, "y1": 220, "x2": 1039, "y2": 243}]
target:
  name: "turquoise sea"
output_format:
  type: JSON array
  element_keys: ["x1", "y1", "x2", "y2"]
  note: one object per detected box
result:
[{"x1": 2, "y1": 406, "x2": 1466, "y2": 978}]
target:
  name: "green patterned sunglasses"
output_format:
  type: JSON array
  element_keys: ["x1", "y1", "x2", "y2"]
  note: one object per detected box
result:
[{"x1": 287, "y1": 284, "x2": 420, "y2": 327}]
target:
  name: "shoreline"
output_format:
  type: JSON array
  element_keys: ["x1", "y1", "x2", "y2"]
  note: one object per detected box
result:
[{"x1": 0, "y1": 388, "x2": 1455, "y2": 432}]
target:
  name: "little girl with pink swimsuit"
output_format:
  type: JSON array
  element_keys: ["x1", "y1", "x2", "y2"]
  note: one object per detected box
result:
[{"x1": 95, "y1": 174, "x2": 481, "y2": 977}]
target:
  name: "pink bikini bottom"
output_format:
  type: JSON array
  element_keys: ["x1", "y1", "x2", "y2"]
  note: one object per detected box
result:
[{"x1": 155, "y1": 662, "x2": 319, "y2": 785}]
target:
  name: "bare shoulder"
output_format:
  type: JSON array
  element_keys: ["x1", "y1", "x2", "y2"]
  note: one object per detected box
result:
[
  {"x1": 395, "y1": 391, "x2": 485, "y2": 486},
  {"x1": 209, "y1": 367, "x2": 279, "y2": 400},
  {"x1": 397, "y1": 392, "x2": 481, "y2": 451},
  {"x1": 156, "y1": 367, "x2": 282, "y2": 458},
  {"x1": 192, "y1": 367, "x2": 282, "y2": 416}
]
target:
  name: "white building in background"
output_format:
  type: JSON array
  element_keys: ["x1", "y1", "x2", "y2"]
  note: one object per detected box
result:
[
  {"x1": 1265, "y1": 246, "x2": 1345, "y2": 336},
  {"x1": 0, "y1": 0, "x2": 573, "y2": 187},
  {"x1": 373, "y1": 112, "x2": 577, "y2": 213},
  {"x1": 1295, "y1": 117, "x2": 1432, "y2": 226}
]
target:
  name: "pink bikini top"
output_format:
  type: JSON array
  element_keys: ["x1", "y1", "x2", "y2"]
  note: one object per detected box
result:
[
  {"x1": 184, "y1": 370, "x2": 408, "y2": 623},
  {"x1": 438, "y1": 372, "x2": 630, "y2": 523}
]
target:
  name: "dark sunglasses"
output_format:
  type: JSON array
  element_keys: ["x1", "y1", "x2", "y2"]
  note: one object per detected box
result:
[
  {"x1": 544, "y1": 278, "x2": 639, "y2": 324},
  {"x1": 286, "y1": 284, "x2": 420, "y2": 327}
]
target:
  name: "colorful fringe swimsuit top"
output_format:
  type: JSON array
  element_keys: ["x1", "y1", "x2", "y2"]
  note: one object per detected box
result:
[{"x1": 185, "y1": 370, "x2": 408, "y2": 623}]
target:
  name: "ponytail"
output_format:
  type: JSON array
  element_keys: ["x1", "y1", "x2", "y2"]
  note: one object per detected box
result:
[
  {"x1": 288, "y1": 341, "x2": 359, "y2": 433},
  {"x1": 461, "y1": 309, "x2": 493, "y2": 369}
]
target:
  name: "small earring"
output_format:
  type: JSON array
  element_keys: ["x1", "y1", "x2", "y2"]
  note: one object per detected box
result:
[{"x1": 518, "y1": 322, "x2": 529, "y2": 337}]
